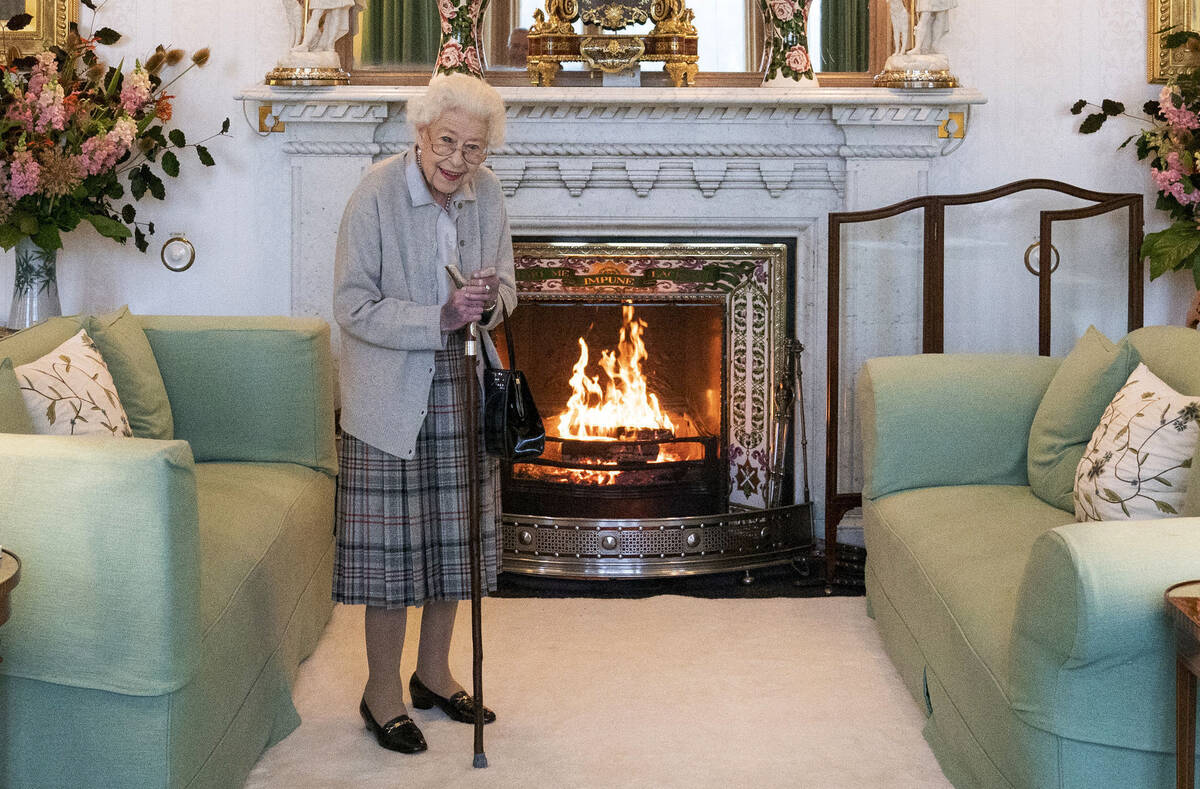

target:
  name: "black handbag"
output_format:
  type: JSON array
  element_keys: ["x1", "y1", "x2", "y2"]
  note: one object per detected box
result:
[{"x1": 483, "y1": 304, "x2": 545, "y2": 460}]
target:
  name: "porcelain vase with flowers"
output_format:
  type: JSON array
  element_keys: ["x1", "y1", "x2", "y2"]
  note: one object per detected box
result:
[
  {"x1": 435, "y1": 0, "x2": 491, "y2": 77},
  {"x1": 0, "y1": 11, "x2": 226, "y2": 330},
  {"x1": 760, "y1": 0, "x2": 817, "y2": 85}
]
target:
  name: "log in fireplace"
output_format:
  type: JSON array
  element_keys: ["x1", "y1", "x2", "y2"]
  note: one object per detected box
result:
[{"x1": 495, "y1": 241, "x2": 812, "y2": 580}]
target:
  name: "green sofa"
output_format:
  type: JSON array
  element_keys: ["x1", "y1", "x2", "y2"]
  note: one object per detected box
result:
[
  {"x1": 0, "y1": 314, "x2": 337, "y2": 789},
  {"x1": 858, "y1": 325, "x2": 1200, "y2": 789}
]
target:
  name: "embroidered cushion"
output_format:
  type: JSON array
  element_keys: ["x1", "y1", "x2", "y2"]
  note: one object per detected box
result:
[
  {"x1": 1074, "y1": 362, "x2": 1200, "y2": 521},
  {"x1": 15, "y1": 329, "x2": 133, "y2": 437}
]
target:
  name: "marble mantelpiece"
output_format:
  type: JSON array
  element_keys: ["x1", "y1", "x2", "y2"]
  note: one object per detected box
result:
[{"x1": 237, "y1": 83, "x2": 986, "y2": 540}]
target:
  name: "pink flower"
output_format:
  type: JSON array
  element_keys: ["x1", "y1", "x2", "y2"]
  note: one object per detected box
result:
[
  {"x1": 1159, "y1": 85, "x2": 1200, "y2": 131},
  {"x1": 438, "y1": 0, "x2": 457, "y2": 23},
  {"x1": 785, "y1": 44, "x2": 810, "y2": 73},
  {"x1": 769, "y1": 0, "x2": 798, "y2": 21},
  {"x1": 120, "y1": 67, "x2": 152, "y2": 115},
  {"x1": 78, "y1": 117, "x2": 138, "y2": 176},
  {"x1": 26, "y1": 51, "x2": 58, "y2": 100},
  {"x1": 438, "y1": 39, "x2": 464, "y2": 69},
  {"x1": 34, "y1": 83, "x2": 67, "y2": 132},
  {"x1": 8, "y1": 150, "x2": 40, "y2": 199},
  {"x1": 5, "y1": 101, "x2": 34, "y2": 133},
  {"x1": 464, "y1": 46, "x2": 481, "y2": 75}
]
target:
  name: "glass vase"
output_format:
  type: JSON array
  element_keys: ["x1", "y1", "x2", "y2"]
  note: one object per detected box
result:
[
  {"x1": 759, "y1": 0, "x2": 816, "y2": 84},
  {"x1": 8, "y1": 236, "x2": 61, "y2": 330},
  {"x1": 434, "y1": 0, "x2": 491, "y2": 78}
]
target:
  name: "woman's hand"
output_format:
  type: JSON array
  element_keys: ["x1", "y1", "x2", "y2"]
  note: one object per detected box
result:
[
  {"x1": 440, "y1": 281, "x2": 491, "y2": 331},
  {"x1": 469, "y1": 267, "x2": 500, "y2": 311}
]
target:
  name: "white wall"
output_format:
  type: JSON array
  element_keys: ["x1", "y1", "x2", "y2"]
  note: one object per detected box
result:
[{"x1": 0, "y1": 0, "x2": 1190, "y2": 327}]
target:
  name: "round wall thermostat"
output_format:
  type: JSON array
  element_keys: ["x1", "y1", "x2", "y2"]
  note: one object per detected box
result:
[{"x1": 161, "y1": 235, "x2": 195, "y2": 272}]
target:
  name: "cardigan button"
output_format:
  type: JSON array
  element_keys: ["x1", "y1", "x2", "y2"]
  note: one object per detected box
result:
[{"x1": 456, "y1": 201, "x2": 463, "y2": 209}]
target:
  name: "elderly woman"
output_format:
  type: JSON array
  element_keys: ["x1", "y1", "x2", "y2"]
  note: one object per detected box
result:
[{"x1": 332, "y1": 72, "x2": 514, "y2": 754}]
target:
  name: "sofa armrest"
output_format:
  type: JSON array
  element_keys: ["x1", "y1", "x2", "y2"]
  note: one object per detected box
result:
[
  {"x1": 858, "y1": 353, "x2": 1060, "y2": 499},
  {"x1": 1009, "y1": 519, "x2": 1200, "y2": 752},
  {"x1": 0, "y1": 434, "x2": 201, "y2": 696},
  {"x1": 139, "y1": 316, "x2": 337, "y2": 475}
]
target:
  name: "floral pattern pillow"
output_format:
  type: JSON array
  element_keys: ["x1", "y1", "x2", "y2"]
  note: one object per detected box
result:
[
  {"x1": 15, "y1": 329, "x2": 132, "y2": 437},
  {"x1": 1074, "y1": 363, "x2": 1199, "y2": 521}
]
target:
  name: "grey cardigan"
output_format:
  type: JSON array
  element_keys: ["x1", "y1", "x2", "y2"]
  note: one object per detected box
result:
[{"x1": 333, "y1": 149, "x2": 515, "y2": 459}]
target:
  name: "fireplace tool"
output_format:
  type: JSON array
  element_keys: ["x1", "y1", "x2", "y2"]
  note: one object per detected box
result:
[{"x1": 450, "y1": 269, "x2": 489, "y2": 769}]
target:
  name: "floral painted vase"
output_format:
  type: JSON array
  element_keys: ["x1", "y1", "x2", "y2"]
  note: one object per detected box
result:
[
  {"x1": 435, "y1": 0, "x2": 491, "y2": 77},
  {"x1": 759, "y1": 0, "x2": 816, "y2": 84},
  {"x1": 8, "y1": 237, "x2": 61, "y2": 330}
]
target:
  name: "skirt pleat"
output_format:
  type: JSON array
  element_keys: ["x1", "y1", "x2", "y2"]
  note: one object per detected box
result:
[{"x1": 333, "y1": 343, "x2": 501, "y2": 609}]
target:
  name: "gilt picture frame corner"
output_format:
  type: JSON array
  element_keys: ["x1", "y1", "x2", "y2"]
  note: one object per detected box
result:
[
  {"x1": 0, "y1": 0, "x2": 76, "y2": 65},
  {"x1": 1148, "y1": 0, "x2": 1193, "y2": 84}
]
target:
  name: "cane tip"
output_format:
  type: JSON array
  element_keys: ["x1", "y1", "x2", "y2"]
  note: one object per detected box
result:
[{"x1": 473, "y1": 753, "x2": 489, "y2": 769}]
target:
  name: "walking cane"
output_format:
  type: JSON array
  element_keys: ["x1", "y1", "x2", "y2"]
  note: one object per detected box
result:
[{"x1": 461, "y1": 319, "x2": 489, "y2": 769}]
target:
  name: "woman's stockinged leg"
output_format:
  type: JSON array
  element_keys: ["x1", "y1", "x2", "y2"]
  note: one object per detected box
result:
[
  {"x1": 415, "y1": 599, "x2": 465, "y2": 697},
  {"x1": 363, "y1": 605, "x2": 409, "y2": 720}
]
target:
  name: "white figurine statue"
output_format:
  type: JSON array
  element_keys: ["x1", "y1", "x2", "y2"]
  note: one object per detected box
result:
[
  {"x1": 877, "y1": 0, "x2": 957, "y2": 85},
  {"x1": 278, "y1": 0, "x2": 360, "y2": 70},
  {"x1": 907, "y1": 0, "x2": 956, "y2": 56},
  {"x1": 886, "y1": 0, "x2": 909, "y2": 56}
]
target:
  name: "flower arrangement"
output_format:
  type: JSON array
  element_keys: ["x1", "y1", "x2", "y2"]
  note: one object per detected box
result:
[
  {"x1": 0, "y1": 2, "x2": 228, "y2": 255},
  {"x1": 1072, "y1": 28, "x2": 1200, "y2": 289},
  {"x1": 760, "y1": 0, "x2": 814, "y2": 82}
]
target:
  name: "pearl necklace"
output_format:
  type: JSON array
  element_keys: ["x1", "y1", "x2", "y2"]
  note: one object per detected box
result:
[{"x1": 414, "y1": 145, "x2": 451, "y2": 212}]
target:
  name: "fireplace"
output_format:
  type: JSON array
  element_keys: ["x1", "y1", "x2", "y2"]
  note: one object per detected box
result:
[{"x1": 495, "y1": 241, "x2": 813, "y2": 579}]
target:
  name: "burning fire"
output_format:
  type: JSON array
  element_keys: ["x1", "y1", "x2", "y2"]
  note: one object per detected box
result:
[{"x1": 556, "y1": 305, "x2": 675, "y2": 440}]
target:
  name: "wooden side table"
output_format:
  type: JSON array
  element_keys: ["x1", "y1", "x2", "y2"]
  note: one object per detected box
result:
[
  {"x1": 0, "y1": 548, "x2": 20, "y2": 664},
  {"x1": 1166, "y1": 580, "x2": 1200, "y2": 788}
]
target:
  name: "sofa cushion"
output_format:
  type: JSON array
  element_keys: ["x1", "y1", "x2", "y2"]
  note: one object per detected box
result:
[
  {"x1": 864, "y1": 484, "x2": 1073, "y2": 785},
  {"x1": 0, "y1": 357, "x2": 34, "y2": 433},
  {"x1": 87, "y1": 306, "x2": 174, "y2": 440},
  {"x1": 1074, "y1": 362, "x2": 1200, "y2": 521},
  {"x1": 1028, "y1": 326, "x2": 1140, "y2": 513},
  {"x1": 0, "y1": 315, "x2": 82, "y2": 365},
  {"x1": 16, "y1": 329, "x2": 133, "y2": 437},
  {"x1": 1128, "y1": 326, "x2": 1200, "y2": 517}
]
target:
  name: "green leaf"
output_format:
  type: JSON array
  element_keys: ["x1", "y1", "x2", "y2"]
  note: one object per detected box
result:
[
  {"x1": 168, "y1": 129, "x2": 185, "y2": 148},
  {"x1": 94, "y1": 27, "x2": 121, "y2": 45},
  {"x1": 1079, "y1": 113, "x2": 1107, "y2": 134},
  {"x1": 45, "y1": 401, "x2": 55, "y2": 425},
  {"x1": 1141, "y1": 221, "x2": 1200, "y2": 279},
  {"x1": 1193, "y1": 263, "x2": 1200, "y2": 290},
  {"x1": 121, "y1": 204, "x2": 135, "y2": 224},
  {"x1": 145, "y1": 168, "x2": 165, "y2": 200},
  {"x1": 1164, "y1": 30, "x2": 1200, "y2": 49},
  {"x1": 220, "y1": 117, "x2": 230, "y2": 134},
  {"x1": 0, "y1": 224, "x2": 23, "y2": 251},
  {"x1": 195, "y1": 145, "x2": 214, "y2": 167},
  {"x1": 32, "y1": 224, "x2": 62, "y2": 252},
  {"x1": 1183, "y1": 457, "x2": 1193, "y2": 468},
  {"x1": 1120, "y1": 501, "x2": 1130, "y2": 516},
  {"x1": 161, "y1": 150, "x2": 180, "y2": 178},
  {"x1": 83, "y1": 214, "x2": 132, "y2": 241},
  {"x1": 1101, "y1": 99, "x2": 1125, "y2": 116},
  {"x1": 129, "y1": 169, "x2": 146, "y2": 200},
  {"x1": 1070, "y1": 99, "x2": 1087, "y2": 115},
  {"x1": 134, "y1": 226, "x2": 148, "y2": 253},
  {"x1": 1101, "y1": 488, "x2": 1122, "y2": 502},
  {"x1": 1153, "y1": 476, "x2": 1174, "y2": 486},
  {"x1": 1155, "y1": 499, "x2": 1179, "y2": 514}
]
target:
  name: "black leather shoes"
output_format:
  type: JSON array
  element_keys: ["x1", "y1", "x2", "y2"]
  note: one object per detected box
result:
[
  {"x1": 359, "y1": 696, "x2": 427, "y2": 753},
  {"x1": 409, "y1": 673, "x2": 496, "y2": 725}
]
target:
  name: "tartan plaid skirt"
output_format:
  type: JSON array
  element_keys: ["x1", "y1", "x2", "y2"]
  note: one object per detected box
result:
[{"x1": 333, "y1": 345, "x2": 501, "y2": 609}]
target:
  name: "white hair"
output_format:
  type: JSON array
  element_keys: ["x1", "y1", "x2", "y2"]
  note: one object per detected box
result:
[{"x1": 407, "y1": 73, "x2": 506, "y2": 149}]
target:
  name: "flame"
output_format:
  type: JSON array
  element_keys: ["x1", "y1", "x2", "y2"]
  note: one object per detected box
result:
[{"x1": 555, "y1": 305, "x2": 675, "y2": 440}]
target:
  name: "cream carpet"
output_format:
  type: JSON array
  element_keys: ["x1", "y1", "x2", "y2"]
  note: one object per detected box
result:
[{"x1": 245, "y1": 597, "x2": 951, "y2": 788}]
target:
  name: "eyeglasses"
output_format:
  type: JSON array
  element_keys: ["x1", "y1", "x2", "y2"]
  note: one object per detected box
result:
[{"x1": 428, "y1": 137, "x2": 488, "y2": 165}]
